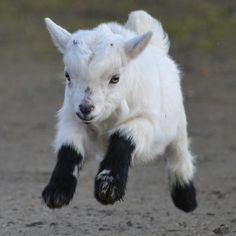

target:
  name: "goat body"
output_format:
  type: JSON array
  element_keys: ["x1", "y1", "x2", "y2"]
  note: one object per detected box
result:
[{"x1": 42, "y1": 11, "x2": 197, "y2": 212}]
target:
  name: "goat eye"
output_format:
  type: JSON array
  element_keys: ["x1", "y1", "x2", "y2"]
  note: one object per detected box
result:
[
  {"x1": 65, "y1": 72, "x2": 71, "y2": 81},
  {"x1": 109, "y1": 75, "x2": 119, "y2": 84}
]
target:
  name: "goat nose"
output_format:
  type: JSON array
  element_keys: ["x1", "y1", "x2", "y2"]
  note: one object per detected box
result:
[{"x1": 79, "y1": 103, "x2": 95, "y2": 115}]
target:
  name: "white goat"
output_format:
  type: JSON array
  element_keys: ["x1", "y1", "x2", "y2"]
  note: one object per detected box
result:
[{"x1": 42, "y1": 10, "x2": 197, "y2": 212}]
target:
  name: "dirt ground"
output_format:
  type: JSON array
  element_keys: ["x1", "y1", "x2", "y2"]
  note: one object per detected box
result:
[{"x1": 0, "y1": 1, "x2": 236, "y2": 236}]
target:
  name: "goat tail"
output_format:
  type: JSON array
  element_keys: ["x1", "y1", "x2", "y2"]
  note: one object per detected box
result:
[{"x1": 125, "y1": 10, "x2": 170, "y2": 54}]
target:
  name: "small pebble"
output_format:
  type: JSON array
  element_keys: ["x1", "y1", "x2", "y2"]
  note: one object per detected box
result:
[{"x1": 213, "y1": 224, "x2": 230, "y2": 235}]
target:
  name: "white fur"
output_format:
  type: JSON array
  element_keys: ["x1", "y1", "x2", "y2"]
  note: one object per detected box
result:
[{"x1": 45, "y1": 11, "x2": 195, "y2": 185}]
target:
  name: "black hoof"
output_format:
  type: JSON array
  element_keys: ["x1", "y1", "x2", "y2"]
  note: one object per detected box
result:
[
  {"x1": 94, "y1": 171, "x2": 125, "y2": 205},
  {"x1": 42, "y1": 175, "x2": 77, "y2": 209},
  {"x1": 171, "y1": 180, "x2": 197, "y2": 213}
]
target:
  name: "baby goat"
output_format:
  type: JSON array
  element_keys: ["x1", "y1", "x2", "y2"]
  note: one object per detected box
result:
[{"x1": 42, "y1": 11, "x2": 197, "y2": 212}]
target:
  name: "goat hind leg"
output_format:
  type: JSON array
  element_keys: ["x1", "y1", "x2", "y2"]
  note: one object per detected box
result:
[{"x1": 167, "y1": 127, "x2": 197, "y2": 213}]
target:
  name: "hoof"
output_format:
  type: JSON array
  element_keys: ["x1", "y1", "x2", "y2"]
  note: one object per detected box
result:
[
  {"x1": 171, "y1": 180, "x2": 197, "y2": 213},
  {"x1": 94, "y1": 171, "x2": 125, "y2": 205},
  {"x1": 42, "y1": 175, "x2": 77, "y2": 209}
]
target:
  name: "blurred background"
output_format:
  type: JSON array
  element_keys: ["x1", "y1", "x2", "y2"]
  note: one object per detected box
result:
[{"x1": 0, "y1": 1, "x2": 236, "y2": 235}]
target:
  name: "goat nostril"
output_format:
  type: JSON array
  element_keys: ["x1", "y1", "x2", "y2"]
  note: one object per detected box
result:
[
  {"x1": 79, "y1": 104, "x2": 95, "y2": 115},
  {"x1": 90, "y1": 105, "x2": 95, "y2": 111}
]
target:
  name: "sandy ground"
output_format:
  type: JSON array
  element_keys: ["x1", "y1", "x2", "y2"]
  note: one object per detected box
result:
[{"x1": 0, "y1": 48, "x2": 236, "y2": 235}]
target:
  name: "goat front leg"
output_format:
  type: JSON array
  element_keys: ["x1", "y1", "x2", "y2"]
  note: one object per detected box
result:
[
  {"x1": 94, "y1": 117, "x2": 153, "y2": 205},
  {"x1": 42, "y1": 107, "x2": 85, "y2": 209},
  {"x1": 42, "y1": 146, "x2": 82, "y2": 209},
  {"x1": 94, "y1": 132, "x2": 135, "y2": 205}
]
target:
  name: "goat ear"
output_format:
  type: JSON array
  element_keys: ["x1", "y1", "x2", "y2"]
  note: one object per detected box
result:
[
  {"x1": 44, "y1": 18, "x2": 71, "y2": 54},
  {"x1": 124, "y1": 31, "x2": 152, "y2": 60}
]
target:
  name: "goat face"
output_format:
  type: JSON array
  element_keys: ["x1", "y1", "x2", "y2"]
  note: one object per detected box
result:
[
  {"x1": 63, "y1": 38, "x2": 129, "y2": 124},
  {"x1": 44, "y1": 18, "x2": 152, "y2": 123}
]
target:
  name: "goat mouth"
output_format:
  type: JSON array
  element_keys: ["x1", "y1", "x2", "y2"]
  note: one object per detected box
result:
[{"x1": 76, "y1": 112, "x2": 94, "y2": 123}]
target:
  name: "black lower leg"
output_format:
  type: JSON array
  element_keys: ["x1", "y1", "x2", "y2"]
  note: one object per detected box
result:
[
  {"x1": 42, "y1": 145, "x2": 83, "y2": 209},
  {"x1": 94, "y1": 132, "x2": 135, "y2": 205},
  {"x1": 171, "y1": 180, "x2": 197, "y2": 213}
]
